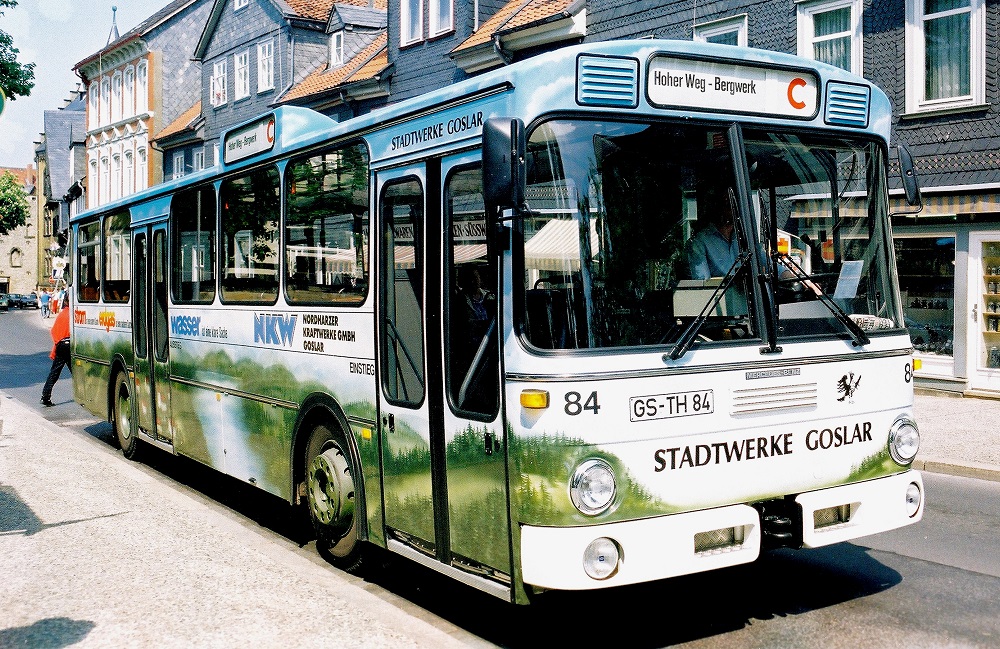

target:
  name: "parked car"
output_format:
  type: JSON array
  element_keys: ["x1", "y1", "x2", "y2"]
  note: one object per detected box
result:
[
  {"x1": 19, "y1": 293, "x2": 39, "y2": 309},
  {"x1": 0, "y1": 294, "x2": 9, "y2": 311}
]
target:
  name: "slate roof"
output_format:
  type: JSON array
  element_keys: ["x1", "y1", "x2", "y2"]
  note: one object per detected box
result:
[
  {"x1": 42, "y1": 107, "x2": 86, "y2": 200},
  {"x1": 75, "y1": 0, "x2": 201, "y2": 71},
  {"x1": 334, "y1": 3, "x2": 388, "y2": 29},
  {"x1": 453, "y1": 0, "x2": 578, "y2": 53},
  {"x1": 279, "y1": 32, "x2": 388, "y2": 103}
]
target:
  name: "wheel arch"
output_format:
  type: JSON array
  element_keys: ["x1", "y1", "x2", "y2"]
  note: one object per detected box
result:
[{"x1": 106, "y1": 354, "x2": 132, "y2": 422}]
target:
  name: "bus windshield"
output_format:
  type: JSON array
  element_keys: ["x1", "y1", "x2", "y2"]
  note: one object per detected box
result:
[{"x1": 518, "y1": 119, "x2": 901, "y2": 351}]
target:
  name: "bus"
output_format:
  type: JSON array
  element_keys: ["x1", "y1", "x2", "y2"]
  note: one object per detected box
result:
[{"x1": 70, "y1": 39, "x2": 924, "y2": 604}]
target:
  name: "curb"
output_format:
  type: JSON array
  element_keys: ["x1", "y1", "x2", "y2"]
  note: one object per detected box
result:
[{"x1": 914, "y1": 457, "x2": 1000, "y2": 483}]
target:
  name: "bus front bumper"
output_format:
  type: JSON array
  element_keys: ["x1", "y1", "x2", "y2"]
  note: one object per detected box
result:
[{"x1": 519, "y1": 470, "x2": 923, "y2": 591}]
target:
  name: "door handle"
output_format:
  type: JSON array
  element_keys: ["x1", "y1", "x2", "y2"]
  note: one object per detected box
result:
[{"x1": 383, "y1": 413, "x2": 395, "y2": 433}]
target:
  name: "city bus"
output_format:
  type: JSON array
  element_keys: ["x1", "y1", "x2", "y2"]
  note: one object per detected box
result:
[{"x1": 69, "y1": 39, "x2": 924, "y2": 604}]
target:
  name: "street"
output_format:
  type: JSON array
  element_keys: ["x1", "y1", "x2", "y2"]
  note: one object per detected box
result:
[{"x1": 1, "y1": 307, "x2": 999, "y2": 648}]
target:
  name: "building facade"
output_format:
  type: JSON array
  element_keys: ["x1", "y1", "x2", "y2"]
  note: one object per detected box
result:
[
  {"x1": 74, "y1": 0, "x2": 212, "y2": 210},
  {"x1": 0, "y1": 165, "x2": 38, "y2": 295}
]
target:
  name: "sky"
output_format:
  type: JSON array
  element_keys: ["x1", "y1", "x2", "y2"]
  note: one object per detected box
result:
[{"x1": 0, "y1": 0, "x2": 173, "y2": 168}]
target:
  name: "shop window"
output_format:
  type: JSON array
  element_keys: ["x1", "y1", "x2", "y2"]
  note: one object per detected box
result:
[{"x1": 896, "y1": 236, "x2": 955, "y2": 356}]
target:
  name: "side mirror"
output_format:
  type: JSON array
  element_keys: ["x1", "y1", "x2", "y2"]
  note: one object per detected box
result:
[
  {"x1": 482, "y1": 117, "x2": 525, "y2": 211},
  {"x1": 897, "y1": 145, "x2": 922, "y2": 209}
]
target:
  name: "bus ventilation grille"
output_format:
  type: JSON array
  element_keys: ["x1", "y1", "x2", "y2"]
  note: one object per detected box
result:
[
  {"x1": 576, "y1": 54, "x2": 640, "y2": 108},
  {"x1": 730, "y1": 382, "x2": 818, "y2": 415},
  {"x1": 824, "y1": 82, "x2": 870, "y2": 128}
]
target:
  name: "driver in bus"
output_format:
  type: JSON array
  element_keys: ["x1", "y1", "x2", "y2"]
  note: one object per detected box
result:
[{"x1": 685, "y1": 188, "x2": 739, "y2": 280}]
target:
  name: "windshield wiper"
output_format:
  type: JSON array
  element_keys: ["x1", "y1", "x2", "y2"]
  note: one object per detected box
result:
[
  {"x1": 668, "y1": 251, "x2": 752, "y2": 361},
  {"x1": 775, "y1": 252, "x2": 870, "y2": 347}
]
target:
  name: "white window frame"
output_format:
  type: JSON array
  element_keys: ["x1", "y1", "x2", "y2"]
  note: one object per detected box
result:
[
  {"x1": 111, "y1": 153, "x2": 121, "y2": 201},
  {"x1": 136, "y1": 62, "x2": 148, "y2": 114},
  {"x1": 235, "y1": 50, "x2": 250, "y2": 100},
  {"x1": 88, "y1": 83, "x2": 99, "y2": 130},
  {"x1": 124, "y1": 150, "x2": 134, "y2": 196},
  {"x1": 88, "y1": 159, "x2": 98, "y2": 209},
  {"x1": 257, "y1": 40, "x2": 274, "y2": 91},
  {"x1": 212, "y1": 59, "x2": 228, "y2": 107},
  {"x1": 693, "y1": 14, "x2": 748, "y2": 47},
  {"x1": 100, "y1": 77, "x2": 111, "y2": 126},
  {"x1": 173, "y1": 151, "x2": 185, "y2": 180},
  {"x1": 234, "y1": 0, "x2": 249, "y2": 9},
  {"x1": 429, "y1": 0, "x2": 453, "y2": 36},
  {"x1": 797, "y1": 0, "x2": 862, "y2": 75},
  {"x1": 905, "y1": 0, "x2": 984, "y2": 114},
  {"x1": 401, "y1": 0, "x2": 423, "y2": 46},
  {"x1": 123, "y1": 66, "x2": 135, "y2": 118},
  {"x1": 137, "y1": 147, "x2": 148, "y2": 192},
  {"x1": 111, "y1": 71, "x2": 122, "y2": 123},
  {"x1": 330, "y1": 31, "x2": 345, "y2": 66},
  {"x1": 193, "y1": 150, "x2": 205, "y2": 172},
  {"x1": 100, "y1": 156, "x2": 110, "y2": 205}
]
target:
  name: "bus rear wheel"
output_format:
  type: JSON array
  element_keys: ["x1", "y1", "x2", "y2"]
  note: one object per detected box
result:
[
  {"x1": 113, "y1": 371, "x2": 140, "y2": 460},
  {"x1": 305, "y1": 424, "x2": 363, "y2": 573}
]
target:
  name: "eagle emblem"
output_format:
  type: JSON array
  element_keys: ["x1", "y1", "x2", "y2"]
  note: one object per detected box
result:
[{"x1": 836, "y1": 372, "x2": 861, "y2": 402}]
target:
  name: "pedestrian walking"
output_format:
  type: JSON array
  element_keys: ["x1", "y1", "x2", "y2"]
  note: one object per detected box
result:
[
  {"x1": 40, "y1": 294, "x2": 71, "y2": 407},
  {"x1": 40, "y1": 290, "x2": 50, "y2": 318}
]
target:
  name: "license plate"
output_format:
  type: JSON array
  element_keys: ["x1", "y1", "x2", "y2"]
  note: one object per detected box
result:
[{"x1": 629, "y1": 390, "x2": 714, "y2": 422}]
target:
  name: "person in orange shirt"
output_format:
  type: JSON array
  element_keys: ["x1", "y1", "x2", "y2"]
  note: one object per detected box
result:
[{"x1": 41, "y1": 294, "x2": 71, "y2": 407}]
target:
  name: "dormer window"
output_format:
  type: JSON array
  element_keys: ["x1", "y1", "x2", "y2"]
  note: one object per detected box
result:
[
  {"x1": 235, "y1": 0, "x2": 249, "y2": 9},
  {"x1": 331, "y1": 31, "x2": 345, "y2": 66}
]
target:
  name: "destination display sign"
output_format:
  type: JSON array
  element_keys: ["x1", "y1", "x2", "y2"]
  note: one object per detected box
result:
[
  {"x1": 224, "y1": 114, "x2": 276, "y2": 164},
  {"x1": 647, "y1": 55, "x2": 819, "y2": 119}
]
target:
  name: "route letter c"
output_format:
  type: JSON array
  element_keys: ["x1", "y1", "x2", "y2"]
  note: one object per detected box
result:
[{"x1": 787, "y1": 78, "x2": 808, "y2": 110}]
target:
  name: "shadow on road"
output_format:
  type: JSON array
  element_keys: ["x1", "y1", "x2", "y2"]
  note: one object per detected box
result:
[{"x1": 0, "y1": 617, "x2": 96, "y2": 649}]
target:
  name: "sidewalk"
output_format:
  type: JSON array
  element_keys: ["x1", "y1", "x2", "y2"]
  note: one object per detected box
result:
[{"x1": 914, "y1": 389, "x2": 1000, "y2": 482}]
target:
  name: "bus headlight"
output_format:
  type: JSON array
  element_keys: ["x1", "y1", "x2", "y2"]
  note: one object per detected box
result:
[
  {"x1": 583, "y1": 537, "x2": 621, "y2": 580},
  {"x1": 570, "y1": 459, "x2": 616, "y2": 516},
  {"x1": 888, "y1": 416, "x2": 920, "y2": 465}
]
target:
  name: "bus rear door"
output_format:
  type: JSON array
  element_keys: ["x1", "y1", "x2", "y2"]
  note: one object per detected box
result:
[{"x1": 132, "y1": 224, "x2": 173, "y2": 446}]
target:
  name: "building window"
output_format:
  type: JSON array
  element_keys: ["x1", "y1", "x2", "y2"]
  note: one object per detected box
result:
[
  {"x1": 111, "y1": 153, "x2": 121, "y2": 201},
  {"x1": 330, "y1": 31, "x2": 344, "y2": 66},
  {"x1": 111, "y1": 72, "x2": 122, "y2": 123},
  {"x1": 173, "y1": 151, "x2": 185, "y2": 180},
  {"x1": 798, "y1": 0, "x2": 861, "y2": 75},
  {"x1": 10, "y1": 248, "x2": 22, "y2": 268},
  {"x1": 906, "y1": 0, "x2": 984, "y2": 113},
  {"x1": 401, "y1": 0, "x2": 423, "y2": 45},
  {"x1": 235, "y1": 50, "x2": 250, "y2": 100},
  {"x1": 136, "y1": 62, "x2": 148, "y2": 113},
  {"x1": 234, "y1": 0, "x2": 248, "y2": 9},
  {"x1": 896, "y1": 235, "x2": 955, "y2": 358},
  {"x1": 213, "y1": 143, "x2": 220, "y2": 166},
  {"x1": 88, "y1": 83, "x2": 99, "y2": 130},
  {"x1": 193, "y1": 149, "x2": 205, "y2": 172},
  {"x1": 123, "y1": 66, "x2": 135, "y2": 118},
  {"x1": 693, "y1": 14, "x2": 748, "y2": 47},
  {"x1": 137, "y1": 147, "x2": 148, "y2": 191},
  {"x1": 211, "y1": 59, "x2": 228, "y2": 106},
  {"x1": 100, "y1": 156, "x2": 110, "y2": 204},
  {"x1": 257, "y1": 41, "x2": 274, "y2": 91},
  {"x1": 124, "y1": 150, "x2": 134, "y2": 195},
  {"x1": 429, "y1": 0, "x2": 453, "y2": 36},
  {"x1": 100, "y1": 77, "x2": 111, "y2": 126},
  {"x1": 88, "y1": 159, "x2": 98, "y2": 209}
]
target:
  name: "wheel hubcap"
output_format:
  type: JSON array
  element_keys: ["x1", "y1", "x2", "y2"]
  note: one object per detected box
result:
[{"x1": 308, "y1": 446, "x2": 355, "y2": 529}]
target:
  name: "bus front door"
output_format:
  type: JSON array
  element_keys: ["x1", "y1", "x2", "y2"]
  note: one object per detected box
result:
[
  {"x1": 132, "y1": 225, "x2": 173, "y2": 446},
  {"x1": 377, "y1": 157, "x2": 510, "y2": 587}
]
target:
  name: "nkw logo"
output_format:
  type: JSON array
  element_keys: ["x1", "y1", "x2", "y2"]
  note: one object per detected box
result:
[
  {"x1": 255, "y1": 313, "x2": 297, "y2": 347},
  {"x1": 171, "y1": 315, "x2": 201, "y2": 337}
]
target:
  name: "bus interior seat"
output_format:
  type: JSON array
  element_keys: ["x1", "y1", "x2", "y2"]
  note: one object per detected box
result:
[{"x1": 525, "y1": 288, "x2": 574, "y2": 349}]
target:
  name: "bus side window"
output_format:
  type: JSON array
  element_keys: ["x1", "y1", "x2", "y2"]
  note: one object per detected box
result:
[
  {"x1": 103, "y1": 211, "x2": 132, "y2": 303},
  {"x1": 220, "y1": 166, "x2": 280, "y2": 304},
  {"x1": 170, "y1": 186, "x2": 217, "y2": 304}
]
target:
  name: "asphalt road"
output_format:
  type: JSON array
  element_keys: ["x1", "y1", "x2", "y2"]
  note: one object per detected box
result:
[{"x1": 2, "y1": 307, "x2": 999, "y2": 648}]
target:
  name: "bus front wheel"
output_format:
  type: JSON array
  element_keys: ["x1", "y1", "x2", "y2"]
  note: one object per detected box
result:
[
  {"x1": 305, "y1": 424, "x2": 363, "y2": 573},
  {"x1": 113, "y1": 371, "x2": 140, "y2": 460}
]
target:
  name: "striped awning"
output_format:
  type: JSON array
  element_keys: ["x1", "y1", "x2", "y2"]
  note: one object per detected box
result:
[
  {"x1": 524, "y1": 219, "x2": 599, "y2": 271},
  {"x1": 890, "y1": 192, "x2": 1000, "y2": 216}
]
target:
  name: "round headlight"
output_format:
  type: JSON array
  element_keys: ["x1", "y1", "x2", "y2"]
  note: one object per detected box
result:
[
  {"x1": 905, "y1": 482, "x2": 922, "y2": 518},
  {"x1": 889, "y1": 417, "x2": 920, "y2": 465},
  {"x1": 583, "y1": 537, "x2": 621, "y2": 580},
  {"x1": 570, "y1": 458, "x2": 617, "y2": 516}
]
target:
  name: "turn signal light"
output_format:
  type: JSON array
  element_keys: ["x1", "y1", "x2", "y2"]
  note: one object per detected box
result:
[{"x1": 520, "y1": 389, "x2": 549, "y2": 409}]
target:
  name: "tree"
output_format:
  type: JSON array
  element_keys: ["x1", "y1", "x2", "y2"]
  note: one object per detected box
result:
[
  {"x1": 0, "y1": 170, "x2": 29, "y2": 235},
  {"x1": 0, "y1": 0, "x2": 34, "y2": 100}
]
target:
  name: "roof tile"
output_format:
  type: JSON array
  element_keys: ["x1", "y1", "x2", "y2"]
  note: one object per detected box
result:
[{"x1": 281, "y1": 33, "x2": 388, "y2": 102}]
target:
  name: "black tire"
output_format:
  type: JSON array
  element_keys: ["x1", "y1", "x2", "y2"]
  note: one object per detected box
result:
[
  {"x1": 112, "y1": 371, "x2": 141, "y2": 460},
  {"x1": 305, "y1": 423, "x2": 364, "y2": 573}
]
